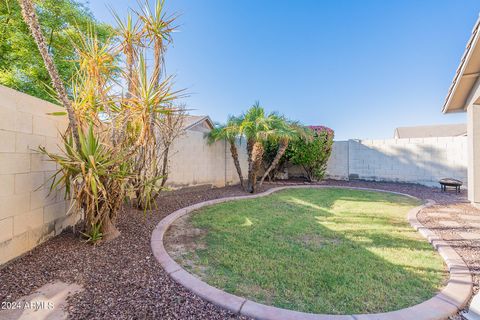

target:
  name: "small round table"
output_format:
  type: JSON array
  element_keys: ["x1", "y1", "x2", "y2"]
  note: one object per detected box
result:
[{"x1": 439, "y1": 178, "x2": 462, "y2": 193}]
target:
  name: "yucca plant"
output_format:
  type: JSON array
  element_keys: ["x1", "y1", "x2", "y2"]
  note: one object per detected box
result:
[
  {"x1": 40, "y1": 124, "x2": 131, "y2": 241},
  {"x1": 137, "y1": 0, "x2": 177, "y2": 86},
  {"x1": 110, "y1": 9, "x2": 143, "y2": 97},
  {"x1": 21, "y1": 0, "x2": 185, "y2": 242},
  {"x1": 127, "y1": 53, "x2": 183, "y2": 209}
]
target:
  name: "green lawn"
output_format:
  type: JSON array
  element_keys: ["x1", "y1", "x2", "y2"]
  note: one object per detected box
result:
[{"x1": 173, "y1": 188, "x2": 446, "y2": 314}]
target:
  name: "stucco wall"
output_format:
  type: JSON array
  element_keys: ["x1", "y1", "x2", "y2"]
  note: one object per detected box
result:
[
  {"x1": 167, "y1": 130, "x2": 248, "y2": 187},
  {"x1": 325, "y1": 137, "x2": 467, "y2": 187},
  {"x1": 0, "y1": 85, "x2": 79, "y2": 265}
]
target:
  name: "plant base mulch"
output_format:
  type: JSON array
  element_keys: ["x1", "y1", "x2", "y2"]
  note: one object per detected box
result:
[{"x1": 0, "y1": 180, "x2": 469, "y2": 319}]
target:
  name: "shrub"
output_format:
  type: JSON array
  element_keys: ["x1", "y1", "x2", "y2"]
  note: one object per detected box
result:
[
  {"x1": 289, "y1": 127, "x2": 334, "y2": 182},
  {"x1": 261, "y1": 139, "x2": 290, "y2": 181},
  {"x1": 40, "y1": 124, "x2": 131, "y2": 241}
]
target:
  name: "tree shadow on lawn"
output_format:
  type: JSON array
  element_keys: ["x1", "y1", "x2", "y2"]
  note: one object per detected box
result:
[{"x1": 172, "y1": 188, "x2": 447, "y2": 315}]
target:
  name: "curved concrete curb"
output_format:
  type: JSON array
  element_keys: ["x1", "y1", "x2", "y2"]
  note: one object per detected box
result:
[{"x1": 151, "y1": 185, "x2": 473, "y2": 320}]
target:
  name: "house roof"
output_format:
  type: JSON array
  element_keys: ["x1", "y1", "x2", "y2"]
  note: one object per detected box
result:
[
  {"x1": 443, "y1": 15, "x2": 480, "y2": 113},
  {"x1": 183, "y1": 115, "x2": 214, "y2": 131},
  {"x1": 394, "y1": 123, "x2": 467, "y2": 138}
]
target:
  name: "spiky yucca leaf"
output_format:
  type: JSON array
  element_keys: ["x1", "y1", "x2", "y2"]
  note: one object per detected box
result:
[{"x1": 40, "y1": 124, "x2": 131, "y2": 242}]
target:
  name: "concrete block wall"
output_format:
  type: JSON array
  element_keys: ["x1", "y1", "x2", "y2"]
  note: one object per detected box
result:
[
  {"x1": 0, "y1": 85, "x2": 79, "y2": 265},
  {"x1": 325, "y1": 137, "x2": 467, "y2": 187},
  {"x1": 325, "y1": 141, "x2": 349, "y2": 180},
  {"x1": 2, "y1": 83, "x2": 467, "y2": 265},
  {"x1": 167, "y1": 130, "x2": 248, "y2": 187},
  {"x1": 0, "y1": 85, "x2": 248, "y2": 265}
]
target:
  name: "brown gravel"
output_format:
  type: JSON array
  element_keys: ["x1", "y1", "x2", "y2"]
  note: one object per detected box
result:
[
  {"x1": 0, "y1": 180, "x2": 470, "y2": 319},
  {"x1": 418, "y1": 203, "x2": 480, "y2": 320}
]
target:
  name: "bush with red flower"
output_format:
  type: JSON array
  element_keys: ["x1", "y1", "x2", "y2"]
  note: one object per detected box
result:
[{"x1": 288, "y1": 126, "x2": 335, "y2": 181}]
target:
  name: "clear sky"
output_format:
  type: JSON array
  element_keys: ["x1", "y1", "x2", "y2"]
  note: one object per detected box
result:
[{"x1": 88, "y1": 0, "x2": 479, "y2": 140}]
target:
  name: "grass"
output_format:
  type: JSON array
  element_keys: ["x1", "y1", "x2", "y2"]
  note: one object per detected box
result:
[{"x1": 173, "y1": 188, "x2": 446, "y2": 314}]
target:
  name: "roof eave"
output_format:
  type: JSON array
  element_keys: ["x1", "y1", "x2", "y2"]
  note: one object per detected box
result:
[
  {"x1": 183, "y1": 115, "x2": 214, "y2": 131},
  {"x1": 443, "y1": 15, "x2": 480, "y2": 114}
]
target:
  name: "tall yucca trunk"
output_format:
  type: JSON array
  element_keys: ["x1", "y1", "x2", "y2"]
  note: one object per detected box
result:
[
  {"x1": 259, "y1": 138, "x2": 289, "y2": 187},
  {"x1": 125, "y1": 45, "x2": 136, "y2": 97},
  {"x1": 152, "y1": 41, "x2": 162, "y2": 87},
  {"x1": 150, "y1": 40, "x2": 163, "y2": 132},
  {"x1": 229, "y1": 139, "x2": 245, "y2": 190},
  {"x1": 117, "y1": 46, "x2": 136, "y2": 146},
  {"x1": 18, "y1": 0, "x2": 80, "y2": 149},
  {"x1": 247, "y1": 141, "x2": 264, "y2": 193}
]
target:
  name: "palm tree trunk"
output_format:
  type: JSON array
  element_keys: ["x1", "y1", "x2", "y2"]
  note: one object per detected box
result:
[
  {"x1": 259, "y1": 139, "x2": 289, "y2": 187},
  {"x1": 228, "y1": 139, "x2": 244, "y2": 190},
  {"x1": 246, "y1": 138, "x2": 254, "y2": 192},
  {"x1": 247, "y1": 142, "x2": 264, "y2": 193},
  {"x1": 18, "y1": 0, "x2": 80, "y2": 149}
]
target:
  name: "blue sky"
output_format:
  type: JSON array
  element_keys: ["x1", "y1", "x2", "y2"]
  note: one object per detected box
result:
[{"x1": 88, "y1": 0, "x2": 479, "y2": 140}]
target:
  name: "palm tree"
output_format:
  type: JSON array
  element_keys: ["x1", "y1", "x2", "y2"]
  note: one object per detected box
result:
[
  {"x1": 259, "y1": 119, "x2": 305, "y2": 187},
  {"x1": 17, "y1": 0, "x2": 80, "y2": 149},
  {"x1": 239, "y1": 102, "x2": 279, "y2": 193},
  {"x1": 207, "y1": 116, "x2": 245, "y2": 190}
]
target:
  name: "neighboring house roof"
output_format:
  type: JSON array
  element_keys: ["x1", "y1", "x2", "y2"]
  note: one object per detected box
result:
[
  {"x1": 443, "y1": 15, "x2": 480, "y2": 113},
  {"x1": 183, "y1": 115, "x2": 214, "y2": 131},
  {"x1": 394, "y1": 123, "x2": 467, "y2": 138}
]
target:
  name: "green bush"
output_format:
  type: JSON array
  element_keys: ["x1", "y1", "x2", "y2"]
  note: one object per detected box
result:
[
  {"x1": 261, "y1": 139, "x2": 289, "y2": 181},
  {"x1": 289, "y1": 127, "x2": 334, "y2": 181}
]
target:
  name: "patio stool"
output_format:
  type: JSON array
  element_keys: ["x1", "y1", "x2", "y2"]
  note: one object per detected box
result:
[{"x1": 439, "y1": 178, "x2": 462, "y2": 193}]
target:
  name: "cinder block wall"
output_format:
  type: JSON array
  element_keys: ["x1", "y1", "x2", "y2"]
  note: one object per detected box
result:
[
  {"x1": 167, "y1": 130, "x2": 248, "y2": 187},
  {"x1": 325, "y1": 141, "x2": 349, "y2": 180},
  {"x1": 0, "y1": 85, "x2": 78, "y2": 265},
  {"x1": 325, "y1": 137, "x2": 467, "y2": 187},
  {"x1": 3, "y1": 82, "x2": 466, "y2": 265},
  {"x1": 0, "y1": 86, "x2": 249, "y2": 265}
]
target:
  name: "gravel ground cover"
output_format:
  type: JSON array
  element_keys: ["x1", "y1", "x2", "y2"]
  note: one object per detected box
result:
[
  {"x1": 417, "y1": 202, "x2": 480, "y2": 320},
  {"x1": 0, "y1": 180, "x2": 470, "y2": 319}
]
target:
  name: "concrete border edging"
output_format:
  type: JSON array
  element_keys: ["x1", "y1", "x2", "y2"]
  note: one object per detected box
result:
[{"x1": 151, "y1": 185, "x2": 473, "y2": 320}]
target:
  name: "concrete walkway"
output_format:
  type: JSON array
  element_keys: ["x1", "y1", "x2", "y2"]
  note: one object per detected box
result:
[{"x1": 0, "y1": 281, "x2": 83, "y2": 320}]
